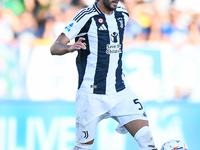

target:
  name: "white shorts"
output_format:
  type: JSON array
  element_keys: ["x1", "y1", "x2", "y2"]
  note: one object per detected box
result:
[{"x1": 75, "y1": 88, "x2": 148, "y2": 143}]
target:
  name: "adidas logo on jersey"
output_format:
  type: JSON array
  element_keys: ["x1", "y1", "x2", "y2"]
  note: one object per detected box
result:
[{"x1": 98, "y1": 24, "x2": 107, "y2": 30}]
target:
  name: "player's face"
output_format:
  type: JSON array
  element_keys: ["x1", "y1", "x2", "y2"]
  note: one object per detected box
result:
[{"x1": 103, "y1": 0, "x2": 119, "y2": 11}]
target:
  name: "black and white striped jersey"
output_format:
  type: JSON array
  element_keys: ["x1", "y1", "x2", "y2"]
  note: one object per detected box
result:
[{"x1": 62, "y1": 2, "x2": 129, "y2": 95}]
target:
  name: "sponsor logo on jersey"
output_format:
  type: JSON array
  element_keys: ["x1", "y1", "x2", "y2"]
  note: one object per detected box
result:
[
  {"x1": 65, "y1": 22, "x2": 74, "y2": 32},
  {"x1": 110, "y1": 32, "x2": 118, "y2": 43},
  {"x1": 106, "y1": 44, "x2": 122, "y2": 54},
  {"x1": 98, "y1": 24, "x2": 107, "y2": 30}
]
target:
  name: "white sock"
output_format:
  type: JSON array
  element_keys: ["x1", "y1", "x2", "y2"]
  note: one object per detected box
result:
[
  {"x1": 134, "y1": 126, "x2": 157, "y2": 150},
  {"x1": 71, "y1": 146, "x2": 91, "y2": 150}
]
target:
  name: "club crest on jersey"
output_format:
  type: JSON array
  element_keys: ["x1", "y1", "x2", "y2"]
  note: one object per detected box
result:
[
  {"x1": 111, "y1": 32, "x2": 118, "y2": 43},
  {"x1": 118, "y1": 17, "x2": 123, "y2": 28},
  {"x1": 98, "y1": 18, "x2": 104, "y2": 23},
  {"x1": 65, "y1": 22, "x2": 74, "y2": 32}
]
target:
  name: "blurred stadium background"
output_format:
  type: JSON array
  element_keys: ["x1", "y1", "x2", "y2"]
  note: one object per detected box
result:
[{"x1": 0, "y1": 0, "x2": 200, "y2": 149}]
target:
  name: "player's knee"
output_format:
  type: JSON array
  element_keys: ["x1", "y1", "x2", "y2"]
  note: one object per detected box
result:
[{"x1": 71, "y1": 140, "x2": 93, "y2": 150}]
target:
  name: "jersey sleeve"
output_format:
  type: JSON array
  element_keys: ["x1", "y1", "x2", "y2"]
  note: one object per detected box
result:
[{"x1": 62, "y1": 8, "x2": 90, "y2": 41}]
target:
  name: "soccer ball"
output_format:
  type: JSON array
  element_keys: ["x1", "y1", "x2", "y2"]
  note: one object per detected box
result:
[{"x1": 160, "y1": 139, "x2": 188, "y2": 150}]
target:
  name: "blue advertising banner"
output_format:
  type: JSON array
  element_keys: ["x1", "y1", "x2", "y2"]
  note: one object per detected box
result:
[{"x1": 0, "y1": 101, "x2": 199, "y2": 150}]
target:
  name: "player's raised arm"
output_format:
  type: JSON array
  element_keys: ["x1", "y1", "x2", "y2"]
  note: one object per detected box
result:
[{"x1": 50, "y1": 33, "x2": 86, "y2": 55}]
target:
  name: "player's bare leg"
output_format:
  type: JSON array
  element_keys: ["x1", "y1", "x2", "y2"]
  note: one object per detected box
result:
[
  {"x1": 124, "y1": 120, "x2": 157, "y2": 150},
  {"x1": 71, "y1": 139, "x2": 94, "y2": 150}
]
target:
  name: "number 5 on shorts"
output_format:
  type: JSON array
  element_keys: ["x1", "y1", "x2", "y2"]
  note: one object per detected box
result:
[{"x1": 133, "y1": 99, "x2": 143, "y2": 110}]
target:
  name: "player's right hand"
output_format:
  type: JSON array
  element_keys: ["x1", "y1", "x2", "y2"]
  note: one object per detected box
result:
[{"x1": 69, "y1": 37, "x2": 86, "y2": 52}]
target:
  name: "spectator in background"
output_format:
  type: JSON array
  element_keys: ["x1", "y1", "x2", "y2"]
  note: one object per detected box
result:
[
  {"x1": 40, "y1": 0, "x2": 89, "y2": 40},
  {"x1": 173, "y1": 13, "x2": 200, "y2": 100},
  {"x1": 124, "y1": 0, "x2": 155, "y2": 40},
  {"x1": 17, "y1": 11, "x2": 37, "y2": 97},
  {"x1": 17, "y1": 11, "x2": 38, "y2": 37},
  {"x1": 62, "y1": 0, "x2": 88, "y2": 24},
  {"x1": 161, "y1": 4, "x2": 189, "y2": 50},
  {"x1": 147, "y1": 0, "x2": 165, "y2": 42},
  {"x1": 186, "y1": 14, "x2": 200, "y2": 45},
  {"x1": 49, "y1": 1, "x2": 68, "y2": 38},
  {"x1": 0, "y1": 8, "x2": 20, "y2": 99},
  {"x1": 0, "y1": 9, "x2": 15, "y2": 44},
  {"x1": 1, "y1": 0, "x2": 25, "y2": 16},
  {"x1": 23, "y1": 0, "x2": 52, "y2": 37},
  {"x1": 148, "y1": 15, "x2": 163, "y2": 41},
  {"x1": 23, "y1": 0, "x2": 87, "y2": 39}
]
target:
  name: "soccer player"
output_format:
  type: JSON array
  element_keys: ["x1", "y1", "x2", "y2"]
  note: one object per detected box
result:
[{"x1": 50, "y1": 0, "x2": 157, "y2": 149}]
